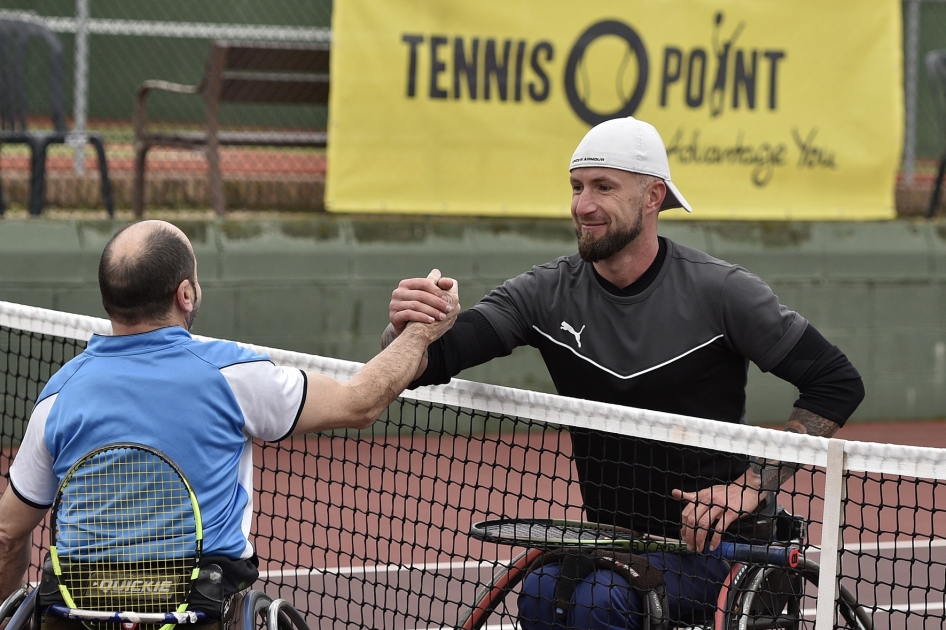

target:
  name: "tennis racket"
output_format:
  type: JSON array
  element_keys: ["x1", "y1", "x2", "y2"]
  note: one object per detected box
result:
[
  {"x1": 49, "y1": 443, "x2": 204, "y2": 630},
  {"x1": 470, "y1": 518, "x2": 800, "y2": 568}
]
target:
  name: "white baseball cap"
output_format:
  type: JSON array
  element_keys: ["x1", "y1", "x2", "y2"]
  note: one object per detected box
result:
[{"x1": 569, "y1": 117, "x2": 692, "y2": 212}]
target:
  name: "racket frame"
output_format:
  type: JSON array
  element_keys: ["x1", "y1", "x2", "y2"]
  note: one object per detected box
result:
[
  {"x1": 470, "y1": 517, "x2": 800, "y2": 567},
  {"x1": 48, "y1": 442, "x2": 203, "y2": 630},
  {"x1": 470, "y1": 518, "x2": 686, "y2": 552}
]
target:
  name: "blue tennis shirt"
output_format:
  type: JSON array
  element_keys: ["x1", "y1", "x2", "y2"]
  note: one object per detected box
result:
[{"x1": 10, "y1": 326, "x2": 306, "y2": 560}]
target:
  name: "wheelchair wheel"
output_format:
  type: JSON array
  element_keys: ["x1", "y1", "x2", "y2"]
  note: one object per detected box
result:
[
  {"x1": 721, "y1": 558, "x2": 872, "y2": 630},
  {"x1": 721, "y1": 564, "x2": 803, "y2": 630},
  {"x1": 0, "y1": 588, "x2": 30, "y2": 624},
  {"x1": 1, "y1": 588, "x2": 35, "y2": 630},
  {"x1": 265, "y1": 599, "x2": 310, "y2": 630},
  {"x1": 234, "y1": 590, "x2": 273, "y2": 630},
  {"x1": 456, "y1": 548, "x2": 545, "y2": 630},
  {"x1": 796, "y1": 558, "x2": 872, "y2": 630}
]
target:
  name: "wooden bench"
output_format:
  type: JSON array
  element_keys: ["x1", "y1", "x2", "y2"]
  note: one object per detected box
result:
[{"x1": 133, "y1": 40, "x2": 329, "y2": 216}]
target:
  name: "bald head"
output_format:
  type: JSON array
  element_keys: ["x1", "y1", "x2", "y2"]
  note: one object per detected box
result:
[{"x1": 99, "y1": 221, "x2": 197, "y2": 327}]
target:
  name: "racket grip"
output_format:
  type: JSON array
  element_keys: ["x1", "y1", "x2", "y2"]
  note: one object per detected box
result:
[{"x1": 714, "y1": 541, "x2": 800, "y2": 568}]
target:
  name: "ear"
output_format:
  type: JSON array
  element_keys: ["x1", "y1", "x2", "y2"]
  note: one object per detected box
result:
[
  {"x1": 644, "y1": 180, "x2": 667, "y2": 215},
  {"x1": 174, "y1": 279, "x2": 196, "y2": 314}
]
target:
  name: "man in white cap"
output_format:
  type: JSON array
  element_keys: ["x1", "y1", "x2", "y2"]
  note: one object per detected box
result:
[{"x1": 382, "y1": 117, "x2": 863, "y2": 628}]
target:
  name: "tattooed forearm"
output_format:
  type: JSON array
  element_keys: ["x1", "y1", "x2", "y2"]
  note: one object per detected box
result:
[
  {"x1": 784, "y1": 407, "x2": 841, "y2": 438},
  {"x1": 748, "y1": 407, "x2": 841, "y2": 492},
  {"x1": 749, "y1": 456, "x2": 798, "y2": 491}
]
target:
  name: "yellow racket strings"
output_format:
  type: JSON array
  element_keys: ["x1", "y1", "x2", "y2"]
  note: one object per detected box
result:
[{"x1": 56, "y1": 446, "x2": 199, "y2": 614}]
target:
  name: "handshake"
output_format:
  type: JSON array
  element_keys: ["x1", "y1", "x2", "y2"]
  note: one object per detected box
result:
[{"x1": 382, "y1": 269, "x2": 460, "y2": 349}]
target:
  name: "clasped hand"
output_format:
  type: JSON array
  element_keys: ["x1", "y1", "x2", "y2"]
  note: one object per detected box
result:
[{"x1": 388, "y1": 269, "x2": 460, "y2": 342}]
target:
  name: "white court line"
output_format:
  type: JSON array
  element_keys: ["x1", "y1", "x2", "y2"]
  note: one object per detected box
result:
[
  {"x1": 801, "y1": 537, "x2": 946, "y2": 557},
  {"x1": 844, "y1": 538, "x2": 946, "y2": 552},
  {"x1": 803, "y1": 600, "x2": 946, "y2": 616},
  {"x1": 260, "y1": 559, "x2": 502, "y2": 580},
  {"x1": 261, "y1": 538, "x2": 946, "y2": 580}
]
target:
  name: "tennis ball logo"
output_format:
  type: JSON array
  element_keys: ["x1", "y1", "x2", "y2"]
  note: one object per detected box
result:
[
  {"x1": 565, "y1": 21, "x2": 650, "y2": 126},
  {"x1": 572, "y1": 36, "x2": 641, "y2": 114}
]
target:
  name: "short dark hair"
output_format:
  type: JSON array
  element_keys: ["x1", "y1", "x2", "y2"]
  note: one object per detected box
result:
[{"x1": 99, "y1": 225, "x2": 196, "y2": 325}]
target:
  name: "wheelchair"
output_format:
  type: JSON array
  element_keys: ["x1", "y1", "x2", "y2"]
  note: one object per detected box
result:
[
  {"x1": 0, "y1": 443, "x2": 311, "y2": 630},
  {"x1": 457, "y1": 506, "x2": 873, "y2": 630},
  {"x1": 0, "y1": 586, "x2": 308, "y2": 630}
]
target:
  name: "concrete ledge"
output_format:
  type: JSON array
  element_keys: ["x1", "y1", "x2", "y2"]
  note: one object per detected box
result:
[
  {"x1": 0, "y1": 172, "x2": 937, "y2": 217},
  {"x1": 1, "y1": 173, "x2": 325, "y2": 212},
  {"x1": 1, "y1": 215, "x2": 943, "y2": 424}
]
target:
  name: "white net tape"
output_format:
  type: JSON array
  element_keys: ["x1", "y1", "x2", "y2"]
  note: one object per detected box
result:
[{"x1": 2, "y1": 300, "x2": 944, "y2": 479}]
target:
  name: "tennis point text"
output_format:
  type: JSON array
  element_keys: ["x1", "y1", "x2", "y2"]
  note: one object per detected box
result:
[
  {"x1": 399, "y1": 14, "x2": 787, "y2": 122},
  {"x1": 401, "y1": 35, "x2": 553, "y2": 102}
]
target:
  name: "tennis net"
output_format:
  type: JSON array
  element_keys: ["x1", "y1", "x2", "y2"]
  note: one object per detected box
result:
[{"x1": 2, "y1": 300, "x2": 945, "y2": 630}]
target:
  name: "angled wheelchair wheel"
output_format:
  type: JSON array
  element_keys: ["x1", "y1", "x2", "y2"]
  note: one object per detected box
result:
[
  {"x1": 265, "y1": 599, "x2": 310, "y2": 630},
  {"x1": 796, "y1": 559, "x2": 871, "y2": 630},
  {"x1": 229, "y1": 591, "x2": 309, "y2": 630},
  {"x1": 233, "y1": 590, "x2": 273, "y2": 630},
  {"x1": 721, "y1": 564, "x2": 802, "y2": 630},
  {"x1": 456, "y1": 548, "x2": 545, "y2": 630},
  {"x1": 1, "y1": 588, "x2": 35, "y2": 630},
  {"x1": 0, "y1": 589, "x2": 30, "y2": 623},
  {"x1": 721, "y1": 558, "x2": 872, "y2": 630}
]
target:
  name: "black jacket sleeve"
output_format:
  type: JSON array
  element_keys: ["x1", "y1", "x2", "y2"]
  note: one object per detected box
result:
[
  {"x1": 769, "y1": 323, "x2": 865, "y2": 426},
  {"x1": 410, "y1": 309, "x2": 509, "y2": 387}
]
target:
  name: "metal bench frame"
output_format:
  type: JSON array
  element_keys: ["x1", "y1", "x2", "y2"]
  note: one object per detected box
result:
[{"x1": 132, "y1": 40, "x2": 329, "y2": 216}]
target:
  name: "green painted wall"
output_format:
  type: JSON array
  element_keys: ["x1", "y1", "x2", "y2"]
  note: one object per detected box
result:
[{"x1": 0, "y1": 216, "x2": 943, "y2": 425}]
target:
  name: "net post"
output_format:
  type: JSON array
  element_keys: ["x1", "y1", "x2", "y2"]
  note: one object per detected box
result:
[
  {"x1": 814, "y1": 438, "x2": 846, "y2": 630},
  {"x1": 73, "y1": 0, "x2": 89, "y2": 175}
]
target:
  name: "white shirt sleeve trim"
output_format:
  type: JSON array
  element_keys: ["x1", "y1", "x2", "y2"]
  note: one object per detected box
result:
[
  {"x1": 221, "y1": 362, "x2": 305, "y2": 442},
  {"x1": 9, "y1": 394, "x2": 58, "y2": 507}
]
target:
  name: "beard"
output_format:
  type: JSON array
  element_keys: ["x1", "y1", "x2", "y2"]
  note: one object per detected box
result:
[
  {"x1": 185, "y1": 300, "x2": 200, "y2": 330},
  {"x1": 575, "y1": 199, "x2": 644, "y2": 263}
]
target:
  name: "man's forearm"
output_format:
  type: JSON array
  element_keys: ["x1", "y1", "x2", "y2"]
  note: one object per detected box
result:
[
  {"x1": 748, "y1": 407, "x2": 841, "y2": 492},
  {"x1": 0, "y1": 531, "x2": 30, "y2": 601},
  {"x1": 382, "y1": 323, "x2": 429, "y2": 381},
  {"x1": 343, "y1": 324, "x2": 435, "y2": 425},
  {"x1": 784, "y1": 407, "x2": 841, "y2": 438}
]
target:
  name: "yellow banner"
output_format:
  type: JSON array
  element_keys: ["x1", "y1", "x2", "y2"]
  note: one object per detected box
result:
[{"x1": 326, "y1": 0, "x2": 902, "y2": 220}]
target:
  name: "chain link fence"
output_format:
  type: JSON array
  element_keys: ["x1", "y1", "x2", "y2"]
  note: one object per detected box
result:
[
  {"x1": 0, "y1": 0, "x2": 329, "y2": 214},
  {"x1": 905, "y1": 3, "x2": 946, "y2": 176},
  {"x1": 3, "y1": 1, "x2": 946, "y2": 215}
]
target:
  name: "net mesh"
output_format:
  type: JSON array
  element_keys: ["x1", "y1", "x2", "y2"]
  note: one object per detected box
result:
[{"x1": 3, "y1": 301, "x2": 946, "y2": 630}]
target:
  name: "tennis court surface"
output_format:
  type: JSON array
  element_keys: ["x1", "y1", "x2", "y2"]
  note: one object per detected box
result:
[{"x1": 2, "y1": 300, "x2": 945, "y2": 630}]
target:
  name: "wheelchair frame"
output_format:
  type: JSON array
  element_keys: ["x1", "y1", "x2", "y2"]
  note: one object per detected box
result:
[
  {"x1": 456, "y1": 511, "x2": 874, "y2": 630},
  {"x1": 0, "y1": 587, "x2": 310, "y2": 630}
]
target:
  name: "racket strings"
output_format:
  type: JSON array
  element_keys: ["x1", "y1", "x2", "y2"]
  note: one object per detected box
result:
[{"x1": 54, "y1": 446, "x2": 199, "y2": 618}]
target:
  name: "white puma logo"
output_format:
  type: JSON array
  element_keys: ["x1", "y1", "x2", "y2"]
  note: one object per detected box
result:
[{"x1": 560, "y1": 321, "x2": 585, "y2": 348}]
